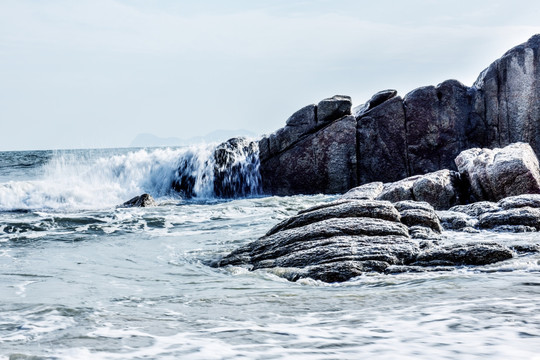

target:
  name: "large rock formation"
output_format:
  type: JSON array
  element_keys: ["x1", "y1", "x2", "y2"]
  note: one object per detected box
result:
[{"x1": 258, "y1": 34, "x2": 540, "y2": 196}]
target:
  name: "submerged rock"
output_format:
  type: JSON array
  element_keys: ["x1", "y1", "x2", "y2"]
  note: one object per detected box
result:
[{"x1": 121, "y1": 194, "x2": 156, "y2": 208}]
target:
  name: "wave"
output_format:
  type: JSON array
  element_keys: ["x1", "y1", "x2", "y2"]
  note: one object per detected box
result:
[{"x1": 0, "y1": 143, "x2": 262, "y2": 211}]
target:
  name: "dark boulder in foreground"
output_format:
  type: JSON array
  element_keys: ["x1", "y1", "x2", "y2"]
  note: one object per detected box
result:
[
  {"x1": 213, "y1": 197, "x2": 516, "y2": 283},
  {"x1": 120, "y1": 194, "x2": 156, "y2": 207}
]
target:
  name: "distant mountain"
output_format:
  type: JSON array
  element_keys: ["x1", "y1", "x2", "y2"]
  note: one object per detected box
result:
[{"x1": 130, "y1": 129, "x2": 257, "y2": 148}]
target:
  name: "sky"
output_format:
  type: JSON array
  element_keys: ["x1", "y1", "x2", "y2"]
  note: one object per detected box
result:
[{"x1": 1, "y1": 0, "x2": 540, "y2": 151}]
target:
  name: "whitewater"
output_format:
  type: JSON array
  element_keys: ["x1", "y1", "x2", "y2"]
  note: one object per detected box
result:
[{"x1": 1, "y1": 146, "x2": 539, "y2": 359}]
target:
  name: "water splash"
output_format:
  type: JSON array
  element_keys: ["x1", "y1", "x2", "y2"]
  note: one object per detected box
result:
[{"x1": 0, "y1": 141, "x2": 262, "y2": 211}]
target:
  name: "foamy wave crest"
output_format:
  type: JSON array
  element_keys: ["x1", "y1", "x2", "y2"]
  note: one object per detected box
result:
[{"x1": 0, "y1": 143, "x2": 261, "y2": 211}]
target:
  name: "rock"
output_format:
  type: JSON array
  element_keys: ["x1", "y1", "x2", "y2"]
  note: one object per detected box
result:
[
  {"x1": 377, "y1": 175, "x2": 419, "y2": 203},
  {"x1": 471, "y1": 34, "x2": 540, "y2": 154},
  {"x1": 395, "y1": 201, "x2": 442, "y2": 233},
  {"x1": 340, "y1": 182, "x2": 383, "y2": 200},
  {"x1": 376, "y1": 170, "x2": 463, "y2": 210},
  {"x1": 478, "y1": 207, "x2": 540, "y2": 230},
  {"x1": 121, "y1": 194, "x2": 156, "y2": 207},
  {"x1": 413, "y1": 243, "x2": 513, "y2": 266},
  {"x1": 455, "y1": 142, "x2": 540, "y2": 202},
  {"x1": 410, "y1": 170, "x2": 464, "y2": 210},
  {"x1": 498, "y1": 194, "x2": 540, "y2": 210},
  {"x1": 316, "y1": 95, "x2": 352, "y2": 126},
  {"x1": 213, "y1": 137, "x2": 261, "y2": 198},
  {"x1": 449, "y1": 202, "x2": 500, "y2": 217},
  {"x1": 437, "y1": 210, "x2": 478, "y2": 231},
  {"x1": 353, "y1": 89, "x2": 398, "y2": 118},
  {"x1": 266, "y1": 200, "x2": 400, "y2": 236},
  {"x1": 404, "y1": 80, "x2": 474, "y2": 175},
  {"x1": 259, "y1": 115, "x2": 357, "y2": 195},
  {"x1": 490, "y1": 225, "x2": 537, "y2": 233},
  {"x1": 266, "y1": 105, "x2": 317, "y2": 157},
  {"x1": 356, "y1": 96, "x2": 409, "y2": 183}
]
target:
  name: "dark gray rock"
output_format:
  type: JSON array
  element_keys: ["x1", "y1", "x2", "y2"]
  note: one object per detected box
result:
[
  {"x1": 353, "y1": 89, "x2": 398, "y2": 118},
  {"x1": 471, "y1": 34, "x2": 540, "y2": 154},
  {"x1": 449, "y1": 201, "x2": 500, "y2": 217},
  {"x1": 357, "y1": 96, "x2": 409, "y2": 183},
  {"x1": 260, "y1": 115, "x2": 357, "y2": 195},
  {"x1": 340, "y1": 182, "x2": 383, "y2": 200},
  {"x1": 213, "y1": 137, "x2": 261, "y2": 198},
  {"x1": 398, "y1": 208, "x2": 442, "y2": 233},
  {"x1": 317, "y1": 95, "x2": 352, "y2": 126},
  {"x1": 121, "y1": 193, "x2": 156, "y2": 207},
  {"x1": 437, "y1": 210, "x2": 478, "y2": 231},
  {"x1": 266, "y1": 104, "x2": 317, "y2": 157},
  {"x1": 455, "y1": 142, "x2": 540, "y2": 202},
  {"x1": 498, "y1": 194, "x2": 540, "y2": 209},
  {"x1": 266, "y1": 200, "x2": 400, "y2": 236},
  {"x1": 404, "y1": 80, "x2": 473, "y2": 175},
  {"x1": 478, "y1": 207, "x2": 540, "y2": 230},
  {"x1": 413, "y1": 243, "x2": 513, "y2": 266},
  {"x1": 376, "y1": 170, "x2": 463, "y2": 210}
]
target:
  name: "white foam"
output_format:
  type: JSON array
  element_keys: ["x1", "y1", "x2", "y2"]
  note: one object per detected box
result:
[{"x1": 0, "y1": 145, "x2": 240, "y2": 211}]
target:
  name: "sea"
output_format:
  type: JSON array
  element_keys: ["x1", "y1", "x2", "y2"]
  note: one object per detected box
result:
[{"x1": 0, "y1": 146, "x2": 539, "y2": 360}]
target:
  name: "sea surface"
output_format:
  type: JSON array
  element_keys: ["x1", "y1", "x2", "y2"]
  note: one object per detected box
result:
[{"x1": 1, "y1": 147, "x2": 539, "y2": 359}]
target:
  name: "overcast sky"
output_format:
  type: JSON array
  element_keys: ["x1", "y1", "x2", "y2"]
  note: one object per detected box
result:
[{"x1": 1, "y1": 0, "x2": 540, "y2": 151}]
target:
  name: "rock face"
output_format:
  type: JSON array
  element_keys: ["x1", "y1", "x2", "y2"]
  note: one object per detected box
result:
[
  {"x1": 214, "y1": 198, "x2": 516, "y2": 283},
  {"x1": 258, "y1": 34, "x2": 540, "y2": 196},
  {"x1": 456, "y1": 142, "x2": 540, "y2": 202}
]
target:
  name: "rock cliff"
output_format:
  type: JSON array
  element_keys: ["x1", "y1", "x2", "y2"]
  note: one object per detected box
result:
[{"x1": 258, "y1": 34, "x2": 540, "y2": 196}]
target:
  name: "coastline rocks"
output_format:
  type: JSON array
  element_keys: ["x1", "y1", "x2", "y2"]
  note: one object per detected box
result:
[
  {"x1": 260, "y1": 115, "x2": 357, "y2": 195},
  {"x1": 215, "y1": 197, "x2": 519, "y2": 283},
  {"x1": 255, "y1": 35, "x2": 540, "y2": 197},
  {"x1": 121, "y1": 194, "x2": 156, "y2": 207},
  {"x1": 456, "y1": 142, "x2": 540, "y2": 202}
]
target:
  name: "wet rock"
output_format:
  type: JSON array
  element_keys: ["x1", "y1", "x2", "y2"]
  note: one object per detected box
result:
[
  {"x1": 408, "y1": 226, "x2": 441, "y2": 240},
  {"x1": 340, "y1": 182, "x2": 383, "y2": 200},
  {"x1": 498, "y1": 194, "x2": 540, "y2": 210},
  {"x1": 455, "y1": 142, "x2": 540, "y2": 202},
  {"x1": 437, "y1": 210, "x2": 478, "y2": 231},
  {"x1": 213, "y1": 138, "x2": 261, "y2": 198},
  {"x1": 413, "y1": 243, "x2": 513, "y2": 266},
  {"x1": 121, "y1": 194, "x2": 156, "y2": 207},
  {"x1": 377, "y1": 176, "x2": 419, "y2": 203},
  {"x1": 395, "y1": 201, "x2": 442, "y2": 234},
  {"x1": 449, "y1": 201, "x2": 500, "y2": 217},
  {"x1": 317, "y1": 95, "x2": 352, "y2": 126},
  {"x1": 266, "y1": 200, "x2": 400, "y2": 236},
  {"x1": 490, "y1": 225, "x2": 537, "y2": 233},
  {"x1": 356, "y1": 96, "x2": 409, "y2": 183},
  {"x1": 478, "y1": 207, "x2": 540, "y2": 230}
]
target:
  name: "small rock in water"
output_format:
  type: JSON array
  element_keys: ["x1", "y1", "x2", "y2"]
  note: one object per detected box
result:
[{"x1": 121, "y1": 194, "x2": 156, "y2": 208}]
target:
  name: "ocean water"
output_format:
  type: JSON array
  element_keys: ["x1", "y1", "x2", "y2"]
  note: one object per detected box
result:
[{"x1": 1, "y1": 147, "x2": 540, "y2": 360}]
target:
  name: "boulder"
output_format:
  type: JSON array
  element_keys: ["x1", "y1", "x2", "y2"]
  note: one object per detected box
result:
[
  {"x1": 477, "y1": 207, "x2": 540, "y2": 230},
  {"x1": 471, "y1": 34, "x2": 540, "y2": 153},
  {"x1": 455, "y1": 142, "x2": 540, "y2": 202},
  {"x1": 449, "y1": 202, "x2": 500, "y2": 217},
  {"x1": 498, "y1": 194, "x2": 540, "y2": 210},
  {"x1": 259, "y1": 115, "x2": 357, "y2": 195},
  {"x1": 376, "y1": 170, "x2": 463, "y2": 210},
  {"x1": 394, "y1": 201, "x2": 443, "y2": 233},
  {"x1": 404, "y1": 80, "x2": 474, "y2": 175},
  {"x1": 213, "y1": 137, "x2": 261, "y2": 198},
  {"x1": 353, "y1": 89, "x2": 398, "y2": 118},
  {"x1": 121, "y1": 194, "x2": 156, "y2": 207},
  {"x1": 316, "y1": 95, "x2": 352, "y2": 126},
  {"x1": 340, "y1": 182, "x2": 383, "y2": 200},
  {"x1": 356, "y1": 96, "x2": 409, "y2": 183},
  {"x1": 413, "y1": 243, "x2": 513, "y2": 266},
  {"x1": 437, "y1": 210, "x2": 478, "y2": 231}
]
